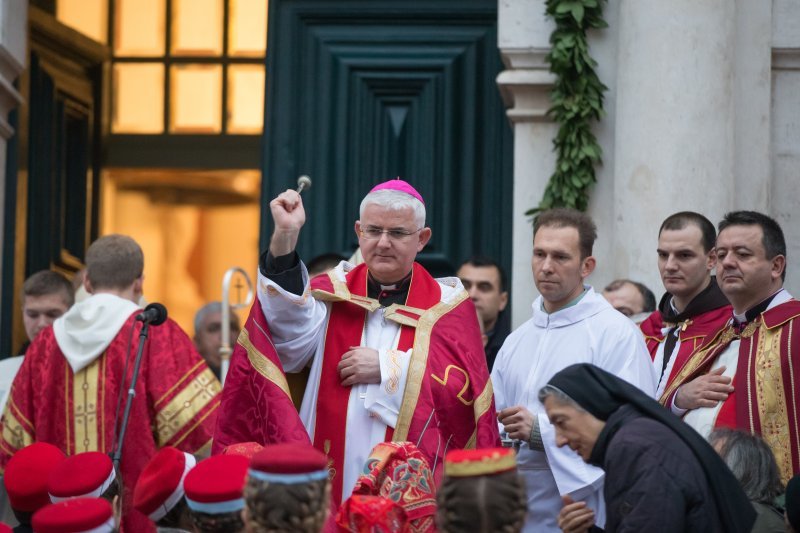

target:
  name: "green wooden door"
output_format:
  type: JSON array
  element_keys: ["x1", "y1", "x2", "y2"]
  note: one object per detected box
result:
[{"x1": 260, "y1": 0, "x2": 513, "y2": 278}]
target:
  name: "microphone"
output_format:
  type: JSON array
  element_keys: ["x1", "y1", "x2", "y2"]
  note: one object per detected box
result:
[
  {"x1": 296, "y1": 175, "x2": 312, "y2": 194},
  {"x1": 135, "y1": 303, "x2": 168, "y2": 326}
]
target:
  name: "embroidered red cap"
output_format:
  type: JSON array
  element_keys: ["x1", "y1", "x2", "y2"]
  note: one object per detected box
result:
[
  {"x1": 248, "y1": 443, "x2": 328, "y2": 484},
  {"x1": 444, "y1": 448, "x2": 517, "y2": 477},
  {"x1": 133, "y1": 446, "x2": 196, "y2": 522},
  {"x1": 184, "y1": 454, "x2": 249, "y2": 514},
  {"x1": 32, "y1": 498, "x2": 115, "y2": 533},
  {"x1": 3, "y1": 442, "x2": 66, "y2": 512},
  {"x1": 336, "y1": 494, "x2": 408, "y2": 532},
  {"x1": 222, "y1": 441, "x2": 264, "y2": 459},
  {"x1": 369, "y1": 178, "x2": 425, "y2": 205},
  {"x1": 48, "y1": 451, "x2": 116, "y2": 502}
]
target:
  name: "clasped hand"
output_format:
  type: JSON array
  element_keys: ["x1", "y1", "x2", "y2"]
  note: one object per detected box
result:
[
  {"x1": 497, "y1": 405, "x2": 534, "y2": 441},
  {"x1": 338, "y1": 346, "x2": 381, "y2": 387}
]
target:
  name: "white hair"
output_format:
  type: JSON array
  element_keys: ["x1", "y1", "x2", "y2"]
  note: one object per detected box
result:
[{"x1": 359, "y1": 189, "x2": 426, "y2": 228}]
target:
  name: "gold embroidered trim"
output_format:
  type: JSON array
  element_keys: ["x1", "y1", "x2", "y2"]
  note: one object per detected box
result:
[
  {"x1": 157, "y1": 360, "x2": 204, "y2": 405},
  {"x1": 1, "y1": 408, "x2": 33, "y2": 452},
  {"x1": 393, "y1": 290, "x2": 468, "y2": 441},
  {"x1": 385, "y1": 349, "x2": 402, "y2": 395},
  {"x1": 659, "y1": 325, "x2": 731, "y2": 404},
  {"x1": 156, "y1": 368, "x2": 220, "y2": 446},
  {"x1": 73, "y1": 359, "x2": 100, "y2": 453},
  {"x1": 239, "y1": 328, "x2": 292, "y2": 398},
  {"x1": 755, "y1": 325, "x2": 793, "y2": 483},
  {"x1": 464, "y1": 380, "x2": 495, "y2": 449},
  {"x1": 444, "y1": 448, "x2": 515, "y2": 476},
  {"x1": 788, "y1": 321, "x2": 800, "y2": 469}
]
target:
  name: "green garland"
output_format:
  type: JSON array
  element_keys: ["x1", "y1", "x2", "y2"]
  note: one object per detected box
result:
[{"x1": 527, "y1": 0, "x2": 608, "y2": 216}]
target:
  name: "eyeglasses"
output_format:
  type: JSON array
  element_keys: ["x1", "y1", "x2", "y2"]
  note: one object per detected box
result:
[{"x1": 359, "y1": 226, "x2": 422, "y2": 242}]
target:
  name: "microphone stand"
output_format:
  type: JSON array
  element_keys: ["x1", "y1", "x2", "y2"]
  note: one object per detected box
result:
[{"x1": 112, "y1": 321, "x2": 151, "y2": 469}]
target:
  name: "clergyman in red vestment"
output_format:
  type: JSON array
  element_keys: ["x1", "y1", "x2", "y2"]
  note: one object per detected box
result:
[
  {"x1": 662, "y1": 211, "x2": 800, "y2": 483},
  {"x1": 0, "y1": 235, "x2": 220, "y2": 532},
  {"x1": 637, "y1": 211, "x2": 731, "y2": 400},
  {"x1": 214, "y1": 179, "x2": 501, "y2": 506}
]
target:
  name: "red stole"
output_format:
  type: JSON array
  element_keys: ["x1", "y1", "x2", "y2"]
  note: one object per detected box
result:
[
  {"x1": 312, "y1": 263, "x2": 440, "y2": 505},
  {"x1": 662, "y1": 300, "x2": 800, "y2": 482}
]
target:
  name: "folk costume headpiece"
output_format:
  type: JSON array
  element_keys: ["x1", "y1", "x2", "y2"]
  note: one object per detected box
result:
[
  {"x1": 133, "y1": 446, "x2": 196, "y2": 522},
  {"x1": 184, "y1": 454, "x2": 249, "y2": 514},
  {"x1": 443, "y1": 447, "x2": 517, "y2": 478},
  {"x1": 32, "y1": 497, "x2": 115, "y2": 533},
  {"x1": 248, "y1": 443, "x2": 328, "y2": 484},
  {"x1": 3, "y1": 442, "x2": 66, "y2": 512},
  {"x1": 47, "y1": 452, "x2": 116, "y2": 503}
]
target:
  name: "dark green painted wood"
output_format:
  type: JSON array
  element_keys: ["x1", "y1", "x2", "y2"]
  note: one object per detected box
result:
[
  {"x1": 1, "y1": 107, "x2": 19, "y2": 356},
  {"x1": 260, "y1": 0, "x2": 513, "y2": 279}
]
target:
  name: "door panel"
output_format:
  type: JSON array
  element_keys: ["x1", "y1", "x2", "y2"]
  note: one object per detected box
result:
[{"x1": 260, "y1": 0, "x2": 513, "y2": 278}]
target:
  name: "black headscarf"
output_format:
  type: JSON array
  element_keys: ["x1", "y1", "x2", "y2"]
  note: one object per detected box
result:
[{"x1": 546, "y1": 363, "x2": 756, "y2": 533}]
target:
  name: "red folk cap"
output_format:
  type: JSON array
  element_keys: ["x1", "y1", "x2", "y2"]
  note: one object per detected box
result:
[
  {"x1": 133, "y1": 446, "x2": 196, "y2": 521},
  {"x1": 336, "y1": 494, "x2": 408, "y2": 532},
  {"x1": 222, "y1": 441, "x2": 264, "y2": 459},
  {"x1": 32, "y1": 498, "x2": 115, "y2": 533},
  {"x1": 248, "y1": 443, "x2": 328, "y2": 484},
  {"x1": 184, "y1": 455, "x2": 249, "y2": 514},
  {"x1": 3, "y1": 442, "x2": 66, "y2": 512},
  {"x1": 444, "y1": 448, "x2": 517, "y2": 477},
  {"x1": 48, "y1": 451, "x2": 116, "y2": 502}
]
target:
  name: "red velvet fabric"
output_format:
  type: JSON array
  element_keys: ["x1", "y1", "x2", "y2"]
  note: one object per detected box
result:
[
  {"x1": 211, "y1": 300, "x2": 311, "y2": 453},
  {"x1": 0, "y1": 314, "x2": 219, "y2": 532}
]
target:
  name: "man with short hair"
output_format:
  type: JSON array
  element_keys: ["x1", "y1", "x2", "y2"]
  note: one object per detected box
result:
[
  {"x1": 20, "y1": 270, "x2": 74, "y2": 348},
  {"x1": 0, "y1": 234, "x2": 220, "y2": 531},
  {"x1": 601, "y1": 279, "x2": 655, "y2": 322},
  {"x1": 492, "y1": 208, "x2": 656, "y2": 532},
  {"x1": 663, "y1": 211, "x2": 800, "y2": 484},
  {"x1": 639, "y1": 211, "x2": 731, "y2": 399},
  {"x1": 193, "y1": 302, "x2": 241, "y2": 380},
  {"x1": 456, "y1": 256, "x2": 509, "y2": 370},
  {"x1": 215, "y1": 179, "x2": 500, "y2": 506}
]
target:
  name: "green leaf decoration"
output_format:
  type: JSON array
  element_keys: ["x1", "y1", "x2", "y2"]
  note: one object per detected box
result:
[{"x1": 531, "y1": 0, "x2": 607, "y2": 219}]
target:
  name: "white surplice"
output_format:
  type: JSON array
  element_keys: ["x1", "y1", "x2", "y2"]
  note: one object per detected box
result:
[
  {"x1": 492, "y1": 287, "x2": 658, "y2": 533},
  {"x1": 258, "y1": 260, "x2": 463, "y2": 499}
]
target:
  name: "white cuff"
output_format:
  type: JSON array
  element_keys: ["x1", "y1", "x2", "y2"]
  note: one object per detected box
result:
[
  {"x1": 671, "y1": 389, "x2": 689, "y2": 416},
  {"x1": 364, "y1": 348, "x2": 412, "y2": 427}
]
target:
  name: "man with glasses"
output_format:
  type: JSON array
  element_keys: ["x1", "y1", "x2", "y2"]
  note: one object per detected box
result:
[{"x1": 214, "y1": 179, "x2": 500, "y2": 506}]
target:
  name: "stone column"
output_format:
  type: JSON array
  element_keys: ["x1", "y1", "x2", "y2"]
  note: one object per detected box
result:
[
  {"x1": 496, "y1": 0, "x2": 556, "y2": 328},
  {"x1": 0, "y1": 0, "x2": 28, "y2": 329},
  {"x1": 610, "y1": 0, "x2": 738, "y2": 292}
]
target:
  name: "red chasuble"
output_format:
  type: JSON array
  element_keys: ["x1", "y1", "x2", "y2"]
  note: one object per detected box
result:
[
  {"x1": 661, "y1": 300, "x2": 800, "y2": 483},
  {"x1": 0, "y1": 314, "x2": 220, "y2": 532},
  {"x1": 640, "y1": 306, "x2": 731, "y2": 393},
  {"x1": 215, "y1": 262, "x2": 500, "y2": 506},
  {"x1": 212, "y1": 300, "x2": 311, "y2": 453},
  {"x1": 310, "y1": 262, "x2": 500, "y2": 504}
]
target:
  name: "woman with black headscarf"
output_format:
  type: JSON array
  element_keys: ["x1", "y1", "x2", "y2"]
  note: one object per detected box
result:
[{"x1": 539, "y1": 363, "x2": 756, "y2": 533}]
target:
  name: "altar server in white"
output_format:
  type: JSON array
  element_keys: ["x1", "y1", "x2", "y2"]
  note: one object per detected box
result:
[{"x1": 493, "y1": 208, "x2": 657, "y2": 533}]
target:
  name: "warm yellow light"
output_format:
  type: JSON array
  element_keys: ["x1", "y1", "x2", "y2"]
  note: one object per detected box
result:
[
  {"x1": 170, "y1": 65, "x2": 223, "y2": 133},
  {"x1": 172, "y1": 0, "x2": 224, "y2": 56},
  {"x1": 114, "y1": 0, "x2": 166, "y2": 56},
  {"x1": 57, "y1": 0, "x2": 108, "y2": 44},
  {"x1": 227, "y1": 66, "x2": 265, "y2": 134},
  {"x1": 113, "y1": 63, "x2": 165, "y2": 133},
  {"x1": 229, "y1": 0, "x2": 268, "y2": 57}
]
